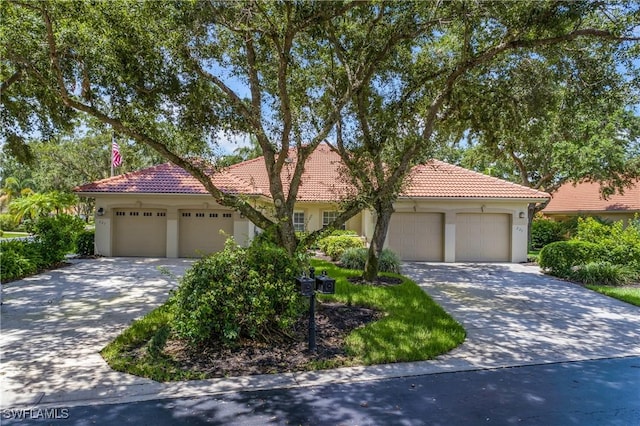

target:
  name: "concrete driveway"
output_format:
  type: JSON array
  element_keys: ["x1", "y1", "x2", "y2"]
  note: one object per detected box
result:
[
  {"x1": 0, "y1": 258, "x2": 193, "y2": 409},
  {"x1": 403, "y1": 262, "x2": 640, "y2": 368},
  {"x1": 1, "y1": 259, "x2": 639, "y2": 411}
]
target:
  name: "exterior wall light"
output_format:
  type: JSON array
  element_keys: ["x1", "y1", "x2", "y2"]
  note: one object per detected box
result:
[
  {"x1": 519, "y1": 211, "x2": 525, "y2": 219},
  {"x1": 97, "y1": 207, "x2": 105, "y2": 216}
]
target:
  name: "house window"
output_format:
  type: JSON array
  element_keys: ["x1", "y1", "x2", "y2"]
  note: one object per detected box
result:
[
  {"x1": 323, "y1": 211, "x2": 346, "y2": 230},
  {"x1": 209, "y1": 213, "x2": 218, "y2": 218},
  {"x1": 223, "y1": 213, "x2": 232, "y2": 218},
  {"x1": 293, "y1": 211, "x2": 305, "y2": 232}
]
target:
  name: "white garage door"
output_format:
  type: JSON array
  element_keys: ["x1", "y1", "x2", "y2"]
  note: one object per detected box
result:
[
  {"x1": 113, "y1": 209, "x2": 167, "y2": 257},
  {"x1": 179, "y1": 210, "x2": 234, "y2": 258},
  {"x1": 387, "y1": 213, "x2": 444, "y2": 261},
  {"x1": 456, "y1": 213, "x2": 510, "y2": 262}
]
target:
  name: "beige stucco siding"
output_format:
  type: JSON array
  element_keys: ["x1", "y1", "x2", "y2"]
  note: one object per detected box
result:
[{"x1": 90, "y1": 194, "x2": 532, "y2": 262}]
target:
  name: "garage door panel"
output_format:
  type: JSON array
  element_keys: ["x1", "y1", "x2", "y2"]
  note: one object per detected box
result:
[
  {"x1": 456, "y1": 213, "x2": 510, "y2": 262},
  {"x1": 179, "y1": 210, "x2": 234, "y2": 258},
  {"x1": 113, "y1": 209, "x2": 167, "y2": 257},
  {"x1": 388, "y1": 213, "x2": 443, "y2": 261}
]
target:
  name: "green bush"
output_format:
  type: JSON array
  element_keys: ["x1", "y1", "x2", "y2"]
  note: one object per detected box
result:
[
  {"x1": 75, "y1": 230, "x2": 95, "y2": 256},
  {"x1": 0, "y1": 213, "x2": 18, "y2": 232},
  {"x1": 339, "y1": 248, "x2": 401, "y2": 274},
  {"x1": 0, "y1": 240, "x2": 44, "y2": 282},
  {"x1": 538, "y1": 240, "x2": 602, "y2": 278},
  {"x1": 575, "y1": 217, "x2": 640, "y2": 269},
  {"x1": 531, "y1": 217, "x2": 566, "y2": 250},
  {"x1": 571, "y1": 262, "x2": 638, "y2": 286},
  {"x1": 171, "y1": 239, "x2": 303, "y2": 347},
  {"x1": 317, "y1": 235, "x2": 365, "y2": 260},
  {"x1": 32, "y1": 214, "x2": 85, "y2": 263}
]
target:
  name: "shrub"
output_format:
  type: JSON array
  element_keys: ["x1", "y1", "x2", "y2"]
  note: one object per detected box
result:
[
  {"x1": 0, "y1": 213, "x2": 18, "y2": 232},
  {"x1": 171, "y1": 239, "x2": 304, "y2": 347},
  {"x1": 538, "y1": 240, "x2": 602, "y2": 278},
  {"x1": 0, "y1": 240, "x2": 44, "y2": 282},
  {"x1": 75, "y1": 230, "x2": 95, "y2": 256},
  {"x1": 339, "y1": 248, "x2": 401, "y2": 274},
  {"x1": 531, "y1": 217, "x2": 566, "y2": 250},
  {"x1": 31, "y1": 214, "x2": 85, "y2": 264},
  {"x1": 317, "y1": 235, "x2": 364, "y2": 260},
  {"x1": 571, "y1": 262, "x2": 638, "y2": 286},
  {"x1": 574, "y1": 217, "x2": 640, "y2": 269}
]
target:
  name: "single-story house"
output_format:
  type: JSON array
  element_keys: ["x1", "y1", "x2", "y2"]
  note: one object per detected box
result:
[
  {"x1": 75, "y1": 143, "x2": 550, "y2": 262},
  {"x1": 543, "y1": 180, "x2": 640, "y2": 225}
]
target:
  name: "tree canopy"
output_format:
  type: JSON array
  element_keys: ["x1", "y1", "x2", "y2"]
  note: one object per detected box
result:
[{"x1": 2, "y1": 1, "x2": 639, "y2": 261}]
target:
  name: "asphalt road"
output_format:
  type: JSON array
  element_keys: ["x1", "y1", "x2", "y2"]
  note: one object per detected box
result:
[{"x1": 3, "y1": 357, "x2": 639, "y2": 426}]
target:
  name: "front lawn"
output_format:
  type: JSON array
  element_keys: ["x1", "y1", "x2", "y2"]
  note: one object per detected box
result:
[
  {"x1": 312, "y1": 259, "x2": 466, "y2": 365},
  {"x1": 586, "y1": 285, "x2": 640, "y2": 307},
  {"x1": 101, "y1": 258, "x2": 466, "y2": 381}
]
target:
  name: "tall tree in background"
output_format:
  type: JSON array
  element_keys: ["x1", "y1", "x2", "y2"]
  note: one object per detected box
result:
[
  {"x1": 329, "y1": 1, "x2": 639, "y2": 280},
  {"x1": 1, "y1": 1, "x2": 421, "y2": 254},
  {"x1": 2, "y1": 1, "x2": 639, "y2": 266},
  {"x1": 447, "y1": 46, "x2": 639, "y2": 200}
]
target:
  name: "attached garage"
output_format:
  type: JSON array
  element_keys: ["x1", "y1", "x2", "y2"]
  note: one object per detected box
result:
[
  {"x1": 387, "y1": 213, "x2": 444, "y2": 261},
  {"x1": 455, "y1": 213, "x2": 511, "y2": 262},
  {"x1": 178, "y1": 209, "x2": 234, "y2": 257},
  {"x1": 113, "y1": 209, "x2": 167, "y2": 257}
]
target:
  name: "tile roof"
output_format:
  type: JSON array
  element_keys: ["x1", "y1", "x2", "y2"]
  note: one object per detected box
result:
[
  {"x1": 75, "y1": 143, "x2": 550, "y2": 202},
  {"x1": 402, "y1": 161, "x2": 549, "y2": 199},
  {"x1": 543, "y1": 180, "x2": 640, "y2": 213}
]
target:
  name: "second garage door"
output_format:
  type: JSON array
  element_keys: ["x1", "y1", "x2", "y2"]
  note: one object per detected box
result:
[
  {"x1": 387, "y1": 213, "x2": 444, "y2": 261},
  {"x1": 456, "y1": 213, "x2": 511, "y2": 262},
  {"x1": 179, "y1": 210, "x2": 234, "y2": 257}
]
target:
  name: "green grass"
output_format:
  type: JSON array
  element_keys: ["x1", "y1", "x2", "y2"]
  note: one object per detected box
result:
[
  {"x1": 101, "y1": 259, "x2": 466, "y2": 381},
  {"x1": 0, "y1": 231, "x2": 29, "y2": 239},
  {"x1": 100, "y1": 302, "x2": 208, "y2": 381},
  {"x1": 585, "y1": 285, "x2": 640, "y2": 307},
  {"x1": 312, "y1": 259, "x2": 465, "y2": 365}
]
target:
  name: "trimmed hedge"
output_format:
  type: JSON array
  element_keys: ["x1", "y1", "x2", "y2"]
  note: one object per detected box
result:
[
  {"x1": 76, "y1": 230, "x2": 95, "y2": 256},
  {"x1": 317, "y1": 234, "x2": 365, "y2": 260},
  {"x1": 538, "y1": 240, "x2": 602, "y2": 278},
  {"x1": 531, "y1": 217, "x2": 566, "y2": 250}
]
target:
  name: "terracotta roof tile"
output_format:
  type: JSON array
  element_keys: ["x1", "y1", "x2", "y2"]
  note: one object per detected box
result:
[
  {"x1": 543, "y1": 180, "x2": 640, "y2": 213},
  {"x1": 402, "y1": 161, "x2": 550, "y2": 199},
  {"x1": 75, "y1": 143, "x2": 550, "y2": 201}
]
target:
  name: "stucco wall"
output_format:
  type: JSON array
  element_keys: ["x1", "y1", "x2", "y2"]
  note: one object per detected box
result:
[{"x1": 91, "y1": 194, "x2": 533, "y2": 262}]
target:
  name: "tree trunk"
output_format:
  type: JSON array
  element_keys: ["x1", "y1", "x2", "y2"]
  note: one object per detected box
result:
[{"x1": 363, "y1": 200, "x2": 394, "y2": 282}]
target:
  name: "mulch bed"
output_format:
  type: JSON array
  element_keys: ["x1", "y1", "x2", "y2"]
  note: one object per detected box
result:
[{"x1": 162, "y1": 301, "x2": 383, "y2": 378}]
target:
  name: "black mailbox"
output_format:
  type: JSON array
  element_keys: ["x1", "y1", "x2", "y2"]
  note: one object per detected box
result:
[
  {"x1": 296, "y1": 275, "x2": 315, "y2": 297},
  {"x1": 315, "y1": 270, "x2": 335, "y2": 294}
]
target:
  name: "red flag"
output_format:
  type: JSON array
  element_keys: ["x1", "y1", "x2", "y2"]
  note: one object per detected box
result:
[{"x1": 112, "y1": 140, "x2": 122, "y2": 168}]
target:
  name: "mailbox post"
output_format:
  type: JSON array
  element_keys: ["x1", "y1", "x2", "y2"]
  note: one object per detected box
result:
[{"x1": 295, "y1": 267, "x2": 335, "y2": 352}]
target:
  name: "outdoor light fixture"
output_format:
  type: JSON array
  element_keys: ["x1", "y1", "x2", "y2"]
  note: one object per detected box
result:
[
  {"x1": 96, "y1": 207, "x2": 105, "y2": 216},
  {"x1": 519, "y1": 211, "x2": 525, "y2": 219}
]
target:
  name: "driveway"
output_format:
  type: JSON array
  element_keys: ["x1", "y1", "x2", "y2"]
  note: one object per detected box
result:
[
  {"x1": 1, "y1": 259, "x2": 639, "y2": 411},
  {"x1": 0, "y1": 258, "x2": 193, "y2": 409},
  {"x1": 403, "y1": 262, "x2": 640, "y2": 368}
]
